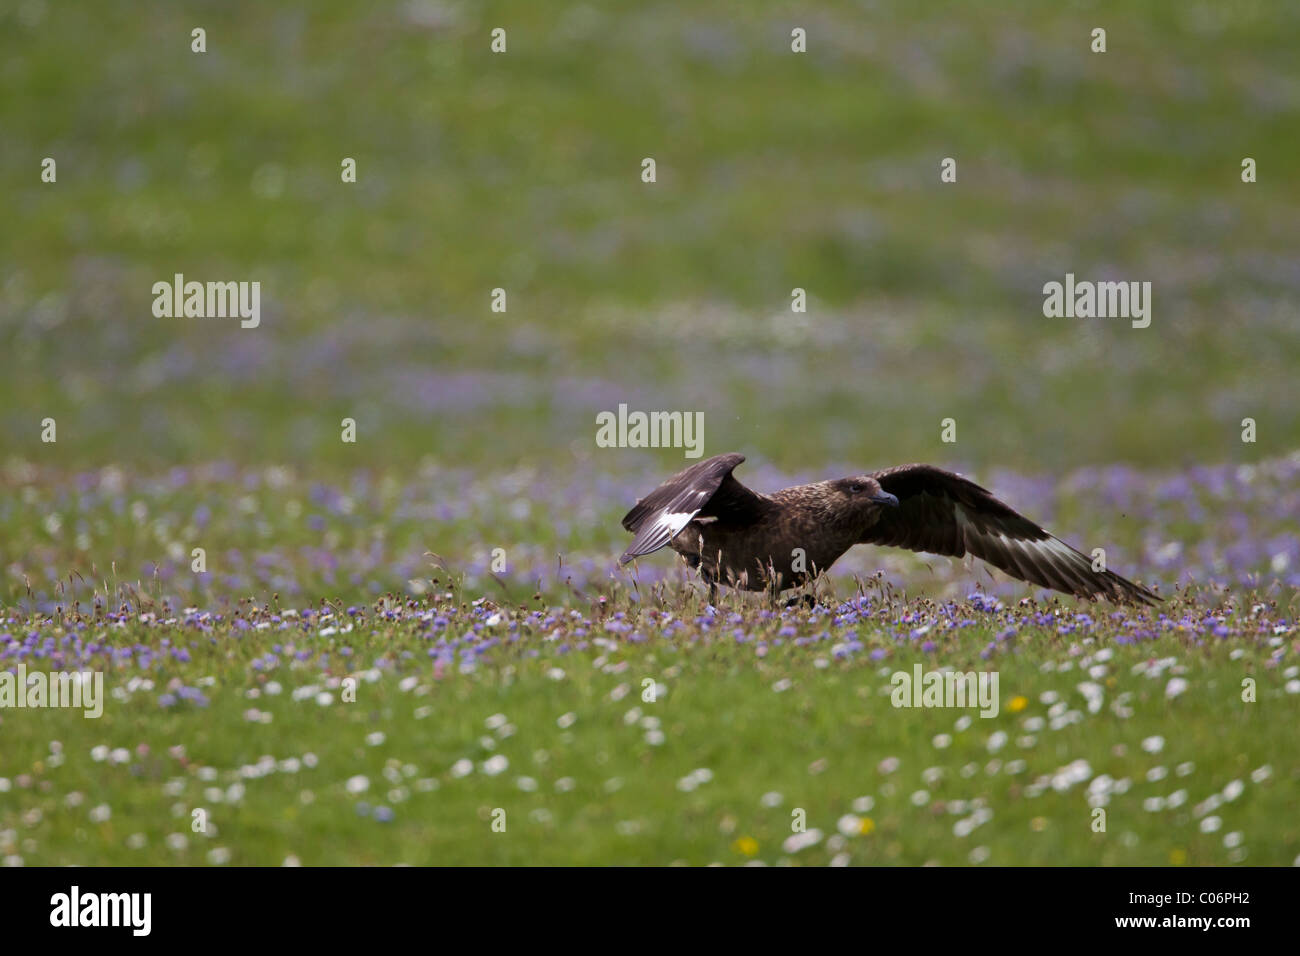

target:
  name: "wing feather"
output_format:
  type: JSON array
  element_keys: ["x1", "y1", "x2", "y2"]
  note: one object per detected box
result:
[
  {"x1": 866, "y1": 465, "x2": 1159, "y2": 605},
  {"x1": 620, "y1": 453, "x2": 763, "y2": 564}
]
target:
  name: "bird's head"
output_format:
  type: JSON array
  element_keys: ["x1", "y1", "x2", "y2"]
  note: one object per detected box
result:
[{"x1": 832, "y1": 476, "x2": 900, "y2": 517}]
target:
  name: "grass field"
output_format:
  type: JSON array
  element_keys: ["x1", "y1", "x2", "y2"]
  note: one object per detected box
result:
[
  {"x1": 2, "y1": 585, "x2": 1298, "y2": 866},
  {"x1": 2, "y1": 1, "x2": 1299, "y2": 865},
  {"x1": 2, "y1": 454, "x2": 1297, "y2": 865}
]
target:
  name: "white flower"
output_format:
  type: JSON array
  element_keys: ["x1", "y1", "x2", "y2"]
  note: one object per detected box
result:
[
  {"x1": 345, "y1": 775, "x2": 369, "y2": 794},
  {"x1": 781, "y1": 829, "x2": 823, "y2": 853},
  {"x1": 677, "y1": 768, "x2": 712, "y2": 791},
  {"x1": 1165, "y1": 677, "x2": 1189, "y2": 698},
  {"x1": 1141, "y1": 735, "x2": 1165, "y2": 754},
  {"x1": 837, "y1": 814, "x2": 863, "y2": 836},
  {"x1": 1076, "y1": 681, "x2": 1105, "y2": 712}
]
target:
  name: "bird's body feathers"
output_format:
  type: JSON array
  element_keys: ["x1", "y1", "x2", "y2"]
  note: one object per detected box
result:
[{"x1": 619, "y1": 453, "x2": 1158, "y2": 605}]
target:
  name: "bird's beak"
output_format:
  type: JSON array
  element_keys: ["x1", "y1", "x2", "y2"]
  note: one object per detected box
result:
[{"x1": 871, "y1": 491, "x2": 900, "y2": 508}]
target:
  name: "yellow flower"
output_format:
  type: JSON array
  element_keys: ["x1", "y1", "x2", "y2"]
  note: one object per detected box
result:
[
  {"x1": 732, "y1": 836, "x2": 759, "y2": 857},
  {"x1": 1008, "y1": 696, "x2": 1028, "y2": 713},
  {"x1": 1169, "y1": 848, "x2": 1187, "y2": 865},
  {"x1": 859, "y1": 817, "x2": 876, "y2": 835}
]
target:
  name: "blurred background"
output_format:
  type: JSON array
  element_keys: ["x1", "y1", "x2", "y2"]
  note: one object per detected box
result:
[{"x1": 2, "y1": 0, "x2": 1298, "y2": 607}]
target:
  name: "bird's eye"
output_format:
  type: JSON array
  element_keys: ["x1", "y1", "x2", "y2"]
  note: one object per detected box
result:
[{"x1": 849, "y1": 483, "x2": 865, "y2": 493}]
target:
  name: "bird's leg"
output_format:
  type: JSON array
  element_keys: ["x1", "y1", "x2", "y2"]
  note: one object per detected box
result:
[
  {"x1": 702, "y1": 572, "x2": 717, "y2": 608},
  {"x1": 765, "y1": 563, "x2": 784, "y2": 610},
  {"x1": 779, "y1": 563, "x2": 816, "y2": 610}
]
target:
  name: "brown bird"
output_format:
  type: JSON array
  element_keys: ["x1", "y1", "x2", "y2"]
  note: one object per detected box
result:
[{"x1": 619, "y1": 453, "x2": 1158, "y2": 605}]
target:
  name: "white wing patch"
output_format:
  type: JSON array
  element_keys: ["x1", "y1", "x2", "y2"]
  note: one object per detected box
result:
[
  {"x1": 654, "y1": 510, "x2": 697, "y2": 542},
  {"x1": 621, "y1": 496, "x2": 712, "y2": 563}
]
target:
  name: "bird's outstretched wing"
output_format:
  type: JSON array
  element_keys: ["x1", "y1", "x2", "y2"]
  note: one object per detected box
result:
[
  {"x1": 864, "y1": 464, "x2": 1159, "y2": 605},
  {"x1": 620, "y1": 453, "x2": 764, "y2": 564}
]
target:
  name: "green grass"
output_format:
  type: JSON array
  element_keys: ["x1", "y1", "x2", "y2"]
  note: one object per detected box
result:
[
  {"x1": 2, "y1": 0, "x2": 1299, "y2": 472},
  {"x1": 2, "y1": 592, "x2": 1296, "y2": 865}
]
